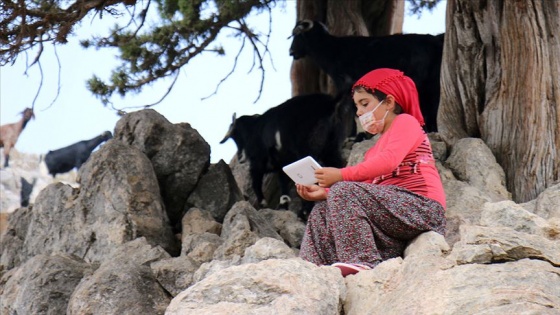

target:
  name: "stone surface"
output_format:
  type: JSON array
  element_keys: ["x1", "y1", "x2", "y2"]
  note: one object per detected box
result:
[
  {"x1": 0, "y1": 253, "x2": 92, "y2": 315},
  {"x1": 1, "y1": 112, "x2": 558, "y2": 315},
  {"x1": 66, "y1": 238, "x2": 172, "y2": 315},
  {"x1": 186, "y1": 160, "x2": 244, "y2": 223},
  {"x1": 166, "y1": 258, "x2": 346, "y2": 315},
  {"x1": 114, "y1": 109, "x2": 211, "y2": 229}
]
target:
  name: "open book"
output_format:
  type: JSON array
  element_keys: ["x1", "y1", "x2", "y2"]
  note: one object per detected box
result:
[{"x1": 282, "y1": 156, "x2": 322, "y2": 185}]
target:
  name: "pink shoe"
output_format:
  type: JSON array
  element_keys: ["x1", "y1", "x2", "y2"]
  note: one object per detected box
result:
[{"x1": 331, "y1": 262, "x2": 371, "y2": 277}]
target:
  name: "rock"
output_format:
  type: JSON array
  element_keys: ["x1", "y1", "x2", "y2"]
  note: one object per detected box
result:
[
  {"x1": 67, "y1": 238, "x2": 172, "y2": 315},
  {"x1": 0, "y1": 141, "x2": 179, "y2": 272},
  {"x1": 166, "y1": 258, "x2": 346, "y2": 315},
  {"x1": 185, "y1": 160, "x2": 244, "y2": 223},
  {"x1": 241, "y1": 237, "x2": 297, "y2": 264},
  {"x1": 0, "y1": 206, "x2": 33, "y2": 270},
  {"x1": 1, "y1": 112, "x2": 558, "y2": 315},
  {"x1": 180, "y1": 208, "x2": 223, "y2": 263},
  {"x1": 445, "y1": 138, "x2": 511, "y2": 201},
  {"x1": 212, "y1": 201, "x2": 283, "y2": 260},
  {"x1": 449, "y1": 225, "x2": 560, "y2": 266},
  {"x1": 257, "y1": 208, "x2": 306, "y2": 249},
  {"x1": 0, "y1": 253, "x2": 93, "y2": 315},
  {"x1": 114, "y1": 109, "x2": 211, "y2": 229},
  {"x1": 151, "y1": 255, "x2": 201, "y2": 297},
  {"x1": 522, "y1": 183, "x2": 560, "y2": 219}
]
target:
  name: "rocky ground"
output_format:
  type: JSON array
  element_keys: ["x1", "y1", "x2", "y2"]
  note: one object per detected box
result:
[{"x1": 1, "y1": 109, "x2": 559, "y2": 314}]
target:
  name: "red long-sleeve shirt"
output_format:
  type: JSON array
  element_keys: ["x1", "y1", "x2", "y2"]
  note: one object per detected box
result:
[{"x1": 340, "y1": 114, "x2": 446, "y2": 209}]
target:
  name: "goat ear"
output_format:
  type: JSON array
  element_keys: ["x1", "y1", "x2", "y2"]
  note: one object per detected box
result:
[
  {"x1": 220, "y1": 114, "x2": 237, "y2": 144},
  {"x1": 219, "y1": 130, "x2": 232, "y2": 144}
]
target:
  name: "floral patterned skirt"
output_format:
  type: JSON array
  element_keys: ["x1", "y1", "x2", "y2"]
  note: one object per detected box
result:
[{"x1": 299, "y1": 182, "x2": 445, "y2": 269}]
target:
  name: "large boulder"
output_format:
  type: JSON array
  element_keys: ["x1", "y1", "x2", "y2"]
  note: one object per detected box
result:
[
  {"x1": 114, "y1": 109, "x2": 211, "y2": 229},
  {"x1": 0, "y1": 140, "x2": 179, "y2": 271},
  {"x1": 67, "y1": 238, "x2": 172, "y2": 315},
  {"x1": 166, "y1": 258, "x2": 346, "y2": 315},
  {"x1": 0, "y1": 253, "x2": 92, "y2": 315}
]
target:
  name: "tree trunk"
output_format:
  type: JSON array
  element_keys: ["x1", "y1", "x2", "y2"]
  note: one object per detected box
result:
[
  {"x1": 290, "y1": 0, "x2": 404, "y2": 96},
  {"x1": 438, "y1": 0, "x2": 560, "y2": 202}
]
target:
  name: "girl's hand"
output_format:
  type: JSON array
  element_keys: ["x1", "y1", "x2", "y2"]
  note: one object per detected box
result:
[
  {"x1": 296, "y1": 184, "x2": 327, "y2": 201},
  {"x1": 315, "y1": 167, "x2": 343, "y2": 188}
]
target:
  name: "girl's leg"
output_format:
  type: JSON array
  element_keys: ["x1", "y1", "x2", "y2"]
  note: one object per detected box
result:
[
  {"x1": 299, "y1": 201, "x2": 338, "y2": 266},
  {"x1": 326, "y1": 182, "x2": 383, "y2": 268},
  {"x1": 326, "y1": 182, "x2": 445, "y2": 267}
]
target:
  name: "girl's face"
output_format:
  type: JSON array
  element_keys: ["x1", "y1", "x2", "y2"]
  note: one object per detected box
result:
[{"x1": 353, "y1": 89, "x2": 385, "y2": 120}]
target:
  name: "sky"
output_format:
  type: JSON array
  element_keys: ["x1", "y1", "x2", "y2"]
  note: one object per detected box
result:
[{"x1": 0, "y1": 1, "x2": 446, "y2": 164}]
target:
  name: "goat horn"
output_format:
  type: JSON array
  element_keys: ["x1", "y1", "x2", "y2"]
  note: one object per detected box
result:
[
  {"x1": 292, "y1": 20, "x2": 313, "y2": 35},
  {"x1": 21, "y1": 108, "x2": 35, "y2": 119}
]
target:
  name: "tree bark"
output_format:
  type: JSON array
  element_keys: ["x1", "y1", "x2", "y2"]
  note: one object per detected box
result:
[
  {"x1": 290, "y1": 0, "x2": 404, "y2": 96},
  {"x1": 439, "y1": 0, "x2": 560, "y2": 202}
]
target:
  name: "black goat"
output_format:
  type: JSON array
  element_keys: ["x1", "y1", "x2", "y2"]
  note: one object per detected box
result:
[
  {"x1": 220, "y1": 93, "x2": 350, "y2": 212},
  {"x1": 289, "y1": 20, "x2": 444, "y2": 132},
  {"x1": 45, "y1": 131, "x2": 113, "y2": 177}
]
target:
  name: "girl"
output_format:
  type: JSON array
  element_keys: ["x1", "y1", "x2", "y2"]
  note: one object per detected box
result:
[{"x1": 297, "y1": 68, "x2": 446, "y2": 276}]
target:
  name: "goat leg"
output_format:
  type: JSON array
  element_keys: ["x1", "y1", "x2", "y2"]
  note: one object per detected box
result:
[
  {"x1": 277, "y1": 172, "x2": 292, "y2": 210},
  {"x1": 3, "y1": 146, "x2": 11, "y2": 167},
  {"x1": 250, "y1": 166, "x2": 267, "y2": 209}
]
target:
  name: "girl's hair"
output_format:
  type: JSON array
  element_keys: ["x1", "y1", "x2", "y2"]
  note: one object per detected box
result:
[{"x1": 353, "y1": 86, "x2": 403, "y2": 114}]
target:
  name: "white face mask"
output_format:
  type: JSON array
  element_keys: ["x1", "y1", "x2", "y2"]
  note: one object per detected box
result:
[{"x1": 359, "y1": 100, "x2": 389, "y2": 134}]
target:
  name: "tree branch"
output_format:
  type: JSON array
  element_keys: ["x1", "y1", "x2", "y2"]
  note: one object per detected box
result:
[
  {"x1": 1, "y1": 0, "x2": 281, "y2": 110},
  {"x1": 0, "y1": 0, "x2": 136, "y2": 65},
  {"x1": 86, "y1": 0, "x2": 277, "y2": 106}
]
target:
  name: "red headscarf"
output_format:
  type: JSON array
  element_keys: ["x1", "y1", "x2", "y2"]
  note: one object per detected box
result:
[{"x1": 352, "y1": 68, "x2": 425, "y2": 126}]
